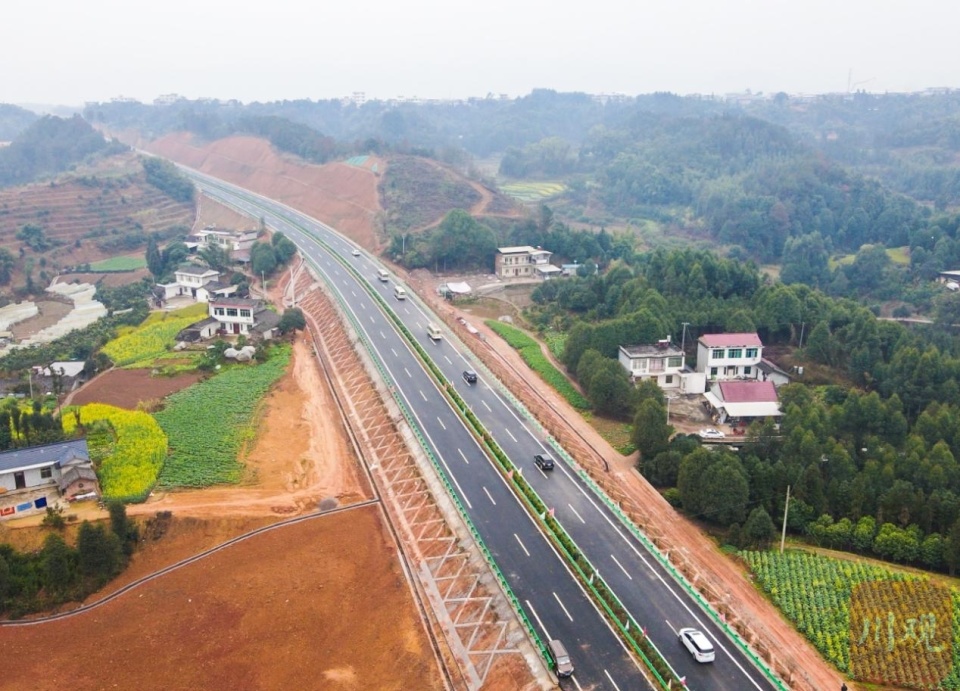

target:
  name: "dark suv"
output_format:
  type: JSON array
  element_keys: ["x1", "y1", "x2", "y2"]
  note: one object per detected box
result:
[
  {"x1": 534, "y1": 454, "x2": 555, "y2": 471},
  {"x1": 462, "y1": 370, "x2": 478, "y2": 384}
]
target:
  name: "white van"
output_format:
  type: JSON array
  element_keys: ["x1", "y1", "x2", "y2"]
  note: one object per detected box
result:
[
  {"x1": 394, "y1": 286, "x2": 407, "y2": 300},
  {"x1": 427, "y1": 323, "x2": 442, "y2": 341},
  {"x1": 377, "y1": 268, "x2": 389, "y2": 282}
]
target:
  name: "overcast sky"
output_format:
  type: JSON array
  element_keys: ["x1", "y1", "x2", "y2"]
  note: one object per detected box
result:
[{"x1": 4, "y1": 0, "x2": 959, "y2": 106}]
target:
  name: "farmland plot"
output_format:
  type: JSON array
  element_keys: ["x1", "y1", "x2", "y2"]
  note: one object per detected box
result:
[
  {"x1": 154, "y1": 345, "x2": 291, "y2": 488},
  {"x1": 742, "y1": 549, "x2": 960, "y2": 689},
  {"x1": 62, "y1": 403, "x2": 168, "y2": 501}
]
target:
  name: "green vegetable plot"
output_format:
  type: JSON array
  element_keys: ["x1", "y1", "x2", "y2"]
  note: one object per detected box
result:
[
  {"x1": 742, "y1": 550, "x2": 960, "y2": 689},
  {"x1": 486, "y1": 320, "x2": 590, "y2": 410},
  {"x1": 155, "y1": 345, "x2": 291, "y2": 488}
]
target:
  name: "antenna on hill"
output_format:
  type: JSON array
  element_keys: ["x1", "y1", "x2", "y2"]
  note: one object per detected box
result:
[{"x1": 847, "y1": 69, "x2": 875, "y2": 93}]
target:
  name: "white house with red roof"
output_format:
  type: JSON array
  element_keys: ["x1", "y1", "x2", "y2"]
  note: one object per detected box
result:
[
  {"x1": 703, "y1": 380, "x2": 782, "y2": 425},
  {"x1": 696, "y1": 333, "x2": 763, "y2": 381}
]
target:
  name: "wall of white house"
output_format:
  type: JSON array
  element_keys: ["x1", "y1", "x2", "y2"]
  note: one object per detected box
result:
[{"x1": 0, "y1": 465, "x2": 58, "y2": 492}]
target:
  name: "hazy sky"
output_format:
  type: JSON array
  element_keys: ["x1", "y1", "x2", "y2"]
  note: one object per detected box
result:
[{"x1": 4, "y1": 0, "x2": 959, "y2": 106}]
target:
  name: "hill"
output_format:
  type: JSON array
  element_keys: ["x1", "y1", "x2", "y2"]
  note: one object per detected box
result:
[
  {"x1": 0, "y1": 103, "x2": 38, "y2": 141},
  {"x1": 0, "y1": 151, "x2": 194, "y2": 292}
]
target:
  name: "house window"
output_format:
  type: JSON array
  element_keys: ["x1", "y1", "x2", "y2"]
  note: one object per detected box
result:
[
  {"x1": 710, "y1": 367, "x2": 718, "y2": 377},
  {"x1": 744, "y1": 366, "x2": 752, "y2": 376},
  {"x1": 667, "y1": 356, "x2": 682, "y2": 368},
  {"x1": 226, "y1": 308, "x2": 238, "y2": 317},
  {"x1": 40, "y1": 467, "x2": 53, "y2": 479},
  {"x1": 214, "y1": 307, "x2": 225, "y2": 316},
  {"x1": 240, "y1": 309, "x2": 251, "y2": 318},
  {"x1": 711, "y1": 349, "x2": 725, "y2": 360},
  {"x1": 665, "y1": 375, "x2": 674, "y2": 384},
  {"x1": 746, "y1": 348, "x2": 758, "y2": 358},
  {"x1": 728, "y1": 348, "x2": 743, "y2": 359},
  {"x1": 650, "y1": 359, "x2": 665, "y2": 372}
]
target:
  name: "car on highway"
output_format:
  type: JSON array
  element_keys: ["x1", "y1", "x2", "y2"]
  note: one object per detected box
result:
[
  {"x1": 548, "y1": 638, "x2": 574, "y2": 677},
  {"x1": 351, "y1": 248, "x2": 361, "y2": 256},
  {"x1": 534, "y1": 453, "x2": 555, "y2": 471},
  {"x1": 679, "y1": 627, "x2": 715, "y2": 663},
  {"x1": 462, "y1": 370, "x2": 477, "y2": 384},
  {"x1": 698, "y1": 427, "x2": 725, "y2": 440}
]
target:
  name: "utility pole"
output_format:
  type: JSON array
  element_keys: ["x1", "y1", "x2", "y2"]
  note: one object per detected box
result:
[
  {"x1": 780, "y1": 485, "x2": 791, "y2": 554},
  {"x1": 680, "y1": 322, "x2": 690, "y2": 357},
  {"x1": 798, "y1": 322, "x2": 806, "y2": 349}
]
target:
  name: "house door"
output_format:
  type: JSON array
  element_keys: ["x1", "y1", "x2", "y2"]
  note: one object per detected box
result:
[
  {"x1": 233, "y1": 323, "x2": 240, "y2": 335},
  {"x1": 14, "y1": 472, "x2": 25, "y2": 489}
]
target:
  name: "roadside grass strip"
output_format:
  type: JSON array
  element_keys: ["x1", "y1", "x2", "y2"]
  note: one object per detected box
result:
[
  {"x1": 485, "y1": 320, "x2": 590, "y2": 410},
  {"x1": 154, "y1": 345, "x2": 290, "y2": 488}
]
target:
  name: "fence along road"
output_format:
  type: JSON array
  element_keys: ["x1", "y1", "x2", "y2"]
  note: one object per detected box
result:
[{"x1": 185, "y1": 167, "x2": 782, "y2": 691}]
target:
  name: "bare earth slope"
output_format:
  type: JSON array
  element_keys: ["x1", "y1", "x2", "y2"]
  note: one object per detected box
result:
[{"x1": 146, "y1": 133, "x2": 383, "y2": 250}]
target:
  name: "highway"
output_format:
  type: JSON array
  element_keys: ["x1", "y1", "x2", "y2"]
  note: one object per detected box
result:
[{"x1": 182, "y1": 167, "x2": 781, "y2": 691}]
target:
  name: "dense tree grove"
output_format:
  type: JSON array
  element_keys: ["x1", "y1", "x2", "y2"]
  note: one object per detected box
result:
[
  {"x1": 0, "y1": 115, "x2": 124, "y2": 188},
  {"x1": 0, "y1": 502, "x2": 136, "y2": 616},
  {"x1": 141, "y1": 156, "x2": 195, "y2": 203}
]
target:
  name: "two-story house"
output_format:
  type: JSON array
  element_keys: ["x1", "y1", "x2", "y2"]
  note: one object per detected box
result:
[
  {"x1": 619, "y1": 338, "x2": 707, "y2": 393},
  {"x1": 189, "y1": 226, "x2": 260, "y2": 263},
  {"x1": 156, "y1": 263, "x2": 238, "y2": 304},
  {"x1": 619, "y1": 339, "x2": 685, "y2": 388},
  {"x1": 0, "y1": 439, "x2": 98, "y2": 519},
  {"x1": 696, "y1": 333, "x2": 763, "y2": 381},
  {"x1": 494, "y1": 246, "x2": 561, "y2": 279}
]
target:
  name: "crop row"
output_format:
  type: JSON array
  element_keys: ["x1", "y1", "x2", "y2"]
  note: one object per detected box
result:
[
  {"x1": 485, "y1": 320, "x2": 590, "y2": 410},
  {"x1": 741, "y1": 550, "x2": 960, "y2": 689},
  {"x1": 62, "y1": 403, "x2": 168, "y2": 501},
  {"x1": 154, "y1": 345, "x2": 291, "y2": 489}
]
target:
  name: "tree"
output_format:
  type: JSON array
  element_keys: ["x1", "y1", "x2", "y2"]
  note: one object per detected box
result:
[
  {"x1": 586, "y1": 359, "x2": 634, "y2": 419},
  {"x1": 77, "y1": 521, "x2": 122, "y2": 583},
  {"x1": 145, "y1": 235, "x2": 163, "y2": 278},
  {"x1": 742, "y1": 507, "x2": 776, "y2": 548},
  {"x1": 0, "y1": 248, "x2": 15, "y2": 284},
  {"x1": 0, "y1": 553, "x2": 9, "y2": 603},
  {"x1": 632, "y1": 398, "x2": 672, "y2": 459},
  {"x1": 108, "y1": 500, "x2": 137, "y2": 556},
  {"x1": 271, "y1": 232, "x2": 297, "y2": 264},
  {"x1": 945, "y1": 518, "x2": 960, "y2": 575},
  {"x1": 251, "y1": 242, "x2": 278, "y2": 277},
  {"x1": 41, "y1": 533, "x2": 74, "y2": 595},
  {"x1": 198, "y1": 244, "x2": 231, "y2": 273},
  {"x1": 278, "y1": 308, "x2": 306, "y2": 334}
]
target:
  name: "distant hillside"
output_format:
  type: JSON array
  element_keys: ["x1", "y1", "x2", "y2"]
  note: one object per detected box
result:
[
  {"x1": 0, "y1": 152, "x2": 195, "y2": 293},
  {"x1": 0, "y1": 104, "x2": 38, "y2": 141},
  {"x1": 0, "y1": 114, "x2": 127, "y2": 188}
]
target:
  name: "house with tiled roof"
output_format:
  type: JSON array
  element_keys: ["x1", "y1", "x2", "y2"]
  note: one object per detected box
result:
[
  {"x1": 703, "y1": 380, "x2": 782, "y2": 425},
  {"x1": 155, "y1": 263, "x2": 238, "y2": 304},
  {"x1": 696, "y1": 333, "x2": 763, "y2": 381},
  {"x1": 0, "y1": 439, "x2": 98, "y2": 520}
]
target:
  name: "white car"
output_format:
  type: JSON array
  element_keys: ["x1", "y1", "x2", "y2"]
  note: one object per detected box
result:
[
  {"x1": 351, "y1": 248, "x2": 361, "y2": 257},
  {"x1": 679, "y1": 628, "x2": 715, "y2": 663},
  {"x1": 699, "y1": 428, "x2": 725, "y2": 440}
]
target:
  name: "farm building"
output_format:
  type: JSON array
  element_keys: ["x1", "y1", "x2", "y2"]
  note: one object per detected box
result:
[{"x1": 0, "y1": 439, "x2": 98, "y2": 520}]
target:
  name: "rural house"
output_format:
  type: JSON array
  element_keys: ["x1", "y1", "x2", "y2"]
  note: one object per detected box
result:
[
  {"x1": 494, "y1": 246, "x2": 560, "y2": 280},
  {"x1": 696, "y1": 333, "x2": 764, "y2": 381},
  {"x1": 0, "y1": 439, "x2": 98, "y2": 520},
  {"x1": 703, "y1": 380, "x2": 782, "y2": 426},
  {"x1": 618, "y1": 338, "x2": 706, "y2": 393},
  {"x1": 177, "y1": 298, "x2": 279, "y2": 342},
  {"x1": 156, "y1": 263, "x2": 237, "y2": 303},
  {"x1": 187, "y1": 226, "x2": 259, "y2": 264}
]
